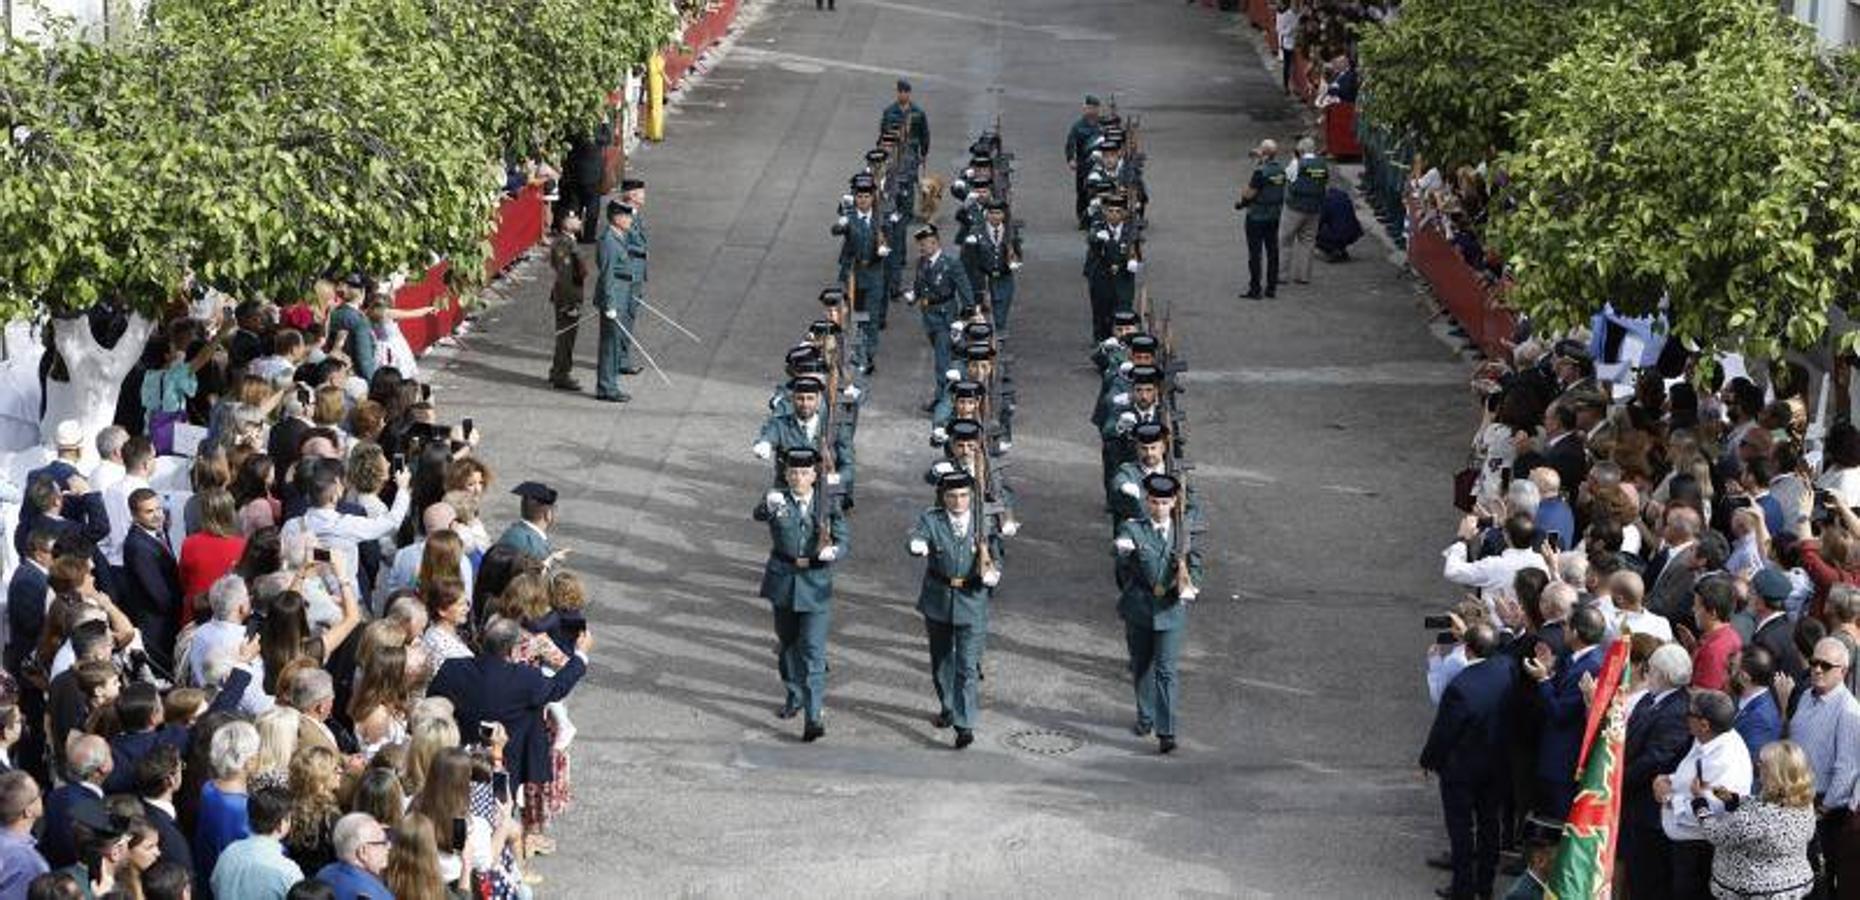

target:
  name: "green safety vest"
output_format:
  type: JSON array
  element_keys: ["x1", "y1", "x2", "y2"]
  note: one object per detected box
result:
[
  {"x1": 1247, "y1": 160, "x2": 1286, "y2": 222},
  {"x1": 1286, "y1": 155, "x2": 1329, "y2": 212}
]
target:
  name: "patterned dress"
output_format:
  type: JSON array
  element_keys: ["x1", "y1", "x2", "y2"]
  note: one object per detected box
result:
[
  {"x1": 1700, "y1": 799, "x2": 1816, "y2": 899},
  {"x1": 516, "y1": 633, "x2": 573, "y2": 831}
]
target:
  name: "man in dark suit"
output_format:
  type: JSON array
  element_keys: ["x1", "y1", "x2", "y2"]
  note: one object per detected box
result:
[
  {"x1": 39, "y1": 734, "x2": 111, "y2": 869},
  {"x1": 1749, "y1": 568, "x2": 1806, "y2": 682},
  {"x1": 1730, "y1": 646, "x2": 1783, "y2": 757},
  {"x1": 1620, "y1": 643, "x2": 1695, "y2": 900},
  {"x1": 102, "y1": 684, "x2": 188, "y2": 794},
  {"x1": 15, "y1": 473, "x2": 108, "y2": 560},
  {"x1": 1645, "y1": 506, "x2": 1705, "y2": 624},
  {"x1": 1421, "y1": 624, "x2": 1514, "y2": 900},
  {"x1": 427, "y1": 617, "x2": 588, "y2": 793},
  {"x1": 132, "y1": 743, "x2": 191, "y2": 870},
  {"x1": 1526, "y1": 605, "x2": 1608, "y2": 818},
  {"x1": 119, "y1": 488, "x2": 181, "y2": 671},
  {"x1": 5, "y1": 529, "x2": 56, "y2": 783},
  {"x1": 1514, "y1": 404, "x2": 1588, "y2": 497}
]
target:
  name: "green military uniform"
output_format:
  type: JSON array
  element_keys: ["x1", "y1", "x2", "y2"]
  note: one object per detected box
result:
[
  {"x1": 546, "y1": 228, "x2": 587, "y2": 389},
  {"x1": 1066, "y1": 99, "x2": 1104, "y2": 227},
  {"x1": 1115, "y1": 474, "x2": 1204, "y2": 748},
  {"x1": 837, "y1": 183, "x2": 888, "y2": 373},
  {"x1": 909, "y1": 477, "x2": 1002, "y2": 742},
  {"x1": 593, "y1": 203, "x2": 642, "y2": 400},
  {"x1": 911, "y1": 231, "x2": 974, "y2": 399},
  {"x1": 752, "y1": 454, "x2": 848, "y2": 731},
  {"x1": 1241, "y1": 157, "x2": 1286, "y2": 298},
  {"x1": 1281, "y1": 151, "x2": 1329, "y2": 284},
  {"x1": 754, "y1": 377, "x2": 856, "y2": 502}
]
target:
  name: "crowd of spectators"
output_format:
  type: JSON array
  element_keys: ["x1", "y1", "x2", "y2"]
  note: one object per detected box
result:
[
  {"x1": 1421, "y1": 337, "x2": 1860, "y2": 899},
  {"x1": 0, "y1": 278, "x2": 592, "y2": 900}
]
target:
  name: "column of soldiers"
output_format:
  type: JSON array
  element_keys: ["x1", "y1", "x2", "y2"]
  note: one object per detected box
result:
[{"x1": 1070, "y1": 96, "x2": 1208, "y2": 754}]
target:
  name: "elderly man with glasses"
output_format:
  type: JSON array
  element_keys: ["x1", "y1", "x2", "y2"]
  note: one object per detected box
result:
[
  {"x1": 314, "y1": 812, "x2": 392, "y2": 900},
  {"x1": 1786, "y1": 637, "x2": 1860, "y2": 896},
  {"x1": 1653, "y1": 690, "x2": 1753, "y2": 899}
]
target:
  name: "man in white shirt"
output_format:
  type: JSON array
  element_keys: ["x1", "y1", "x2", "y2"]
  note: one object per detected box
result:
[
  {"x1": 87, "y1": 426, "x2": 130, "y2": 494},
  {"x1": 1609, "y1": 570, "x2": 1674, "y2": 643},
  {"x1": 99, "y1": 436, "x2": 156, "y2": 569},
  {"x1": 1442, "y1": 512, "x2": 1548, "y2": 611},
  {"x1": 1654, "y1": 690, "x2": 1752, "y2": 898},
  {"x1": 188, "y1": 575, "x2": 270, "y2": 714},
  {"x1": 280, "y1": 458, "x2": 410, "y2": 599}
]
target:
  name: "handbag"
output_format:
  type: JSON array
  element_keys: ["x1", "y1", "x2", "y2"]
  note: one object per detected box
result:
[{"x1": 147, "y1": 370, "x2": 185, "y2": 454}]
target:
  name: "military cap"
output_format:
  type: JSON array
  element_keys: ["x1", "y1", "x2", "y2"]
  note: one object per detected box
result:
[
  {"x1": 620, "y1": 177, "x2": 646, "y2": 191},
  {"x1": 937, "y1": 470, "x2": 976, "y2": 493},
  {"x1": 1101, "y1": 113, "x2": 1123, "y2": 128},
  {"x1": 1112, "y1": 310, "x2": 1142, "y2": 327},
  {"x1": 896, "y1": 78, "x2": 912, "y2": 92},
  {"x1": 1522, "y1": 815, "x2": 1563, "y2": 847},
  {"x1": 864, "y1": 148, "x2": 888, "y2": 164},
  {"x1": 968, "y1": 151, "x2": 993, "y2": 167},
  {"x1": 968, "y1": 173, "x2": 994, "y2": 188},
  {"x1": 786, "y1": 344, "x2": 823, "y2": 368},
  {"x1": 962, "y1": 321, "x2": 994, "y2": 343},
  {"x1": 1127, "y1": 334, "x2": 1160, "y2": 354},
  {"x1": 1553, "y1": 339, "x2": 1593, "y2": 365},
  {"x1": 1129, "y1": 364, "x2": 1164, "y2": 386},
  {"x1": 1098, "y1": 135, "x2": 1124, "y2": 152},
  {"x1": 789, "y1": 375, "x2": 825, "y2": 394},
  {"x1": 818, "y1": 287, "x2": 846, "y2": 305},
  {"x1": 984, "y1": 198, "x2": 1009, "y2": 212},
  {"x1": 1141, "y1": 472, "x2": 1180, "y2": 498},
  {"x1": 606, "y1": 200, "x2": 635, "y2": 219},
  {"x1": 850, "y1": 174, "x2": 877, "y2": 193},
  {"x1": 948, "y1": 419, "x2": 984, "y2": 443},
  {"x1": 951, "y1": 380, "x2": 985, "y2": 400},
  {"x1": 782, "y1": 446, "x2": 821, "y2": 469},
  {"x1": 1133, "y1": 421, "x2": 1170, "y2": 444},
  {"x1": 511, "y1": 481, "x2": 559, "y2": 505},
  {"x1": 808, "y1": 318, "x2": 841, "y2": 336},
  {"x1": 962, "y1": 342, "x2": 996, "y2": 361},
  {"x1": 913, "y1": 223, "x2": 939, "y2": 241},
  {"x1": 1087, "y1": 180, "x2": 1117, "y2": 196},
  {"x1": 1101, "y1": 194, "x2": 1128, "y2": 210},
  {"x1": 342, "y1": 272, "x2": 368, "y2": 289},
  {"x1": 1084, "y1": 94, "x2": 1101, "y2": 106}
]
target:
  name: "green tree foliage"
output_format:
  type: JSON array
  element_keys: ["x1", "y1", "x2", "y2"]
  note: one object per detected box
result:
[
  {"x1": 1490, "y1": 0, "x2": 1860, "y2": 358},
  {"x1": 0, "y1": 0, "x2": 674, "y2": 322}
]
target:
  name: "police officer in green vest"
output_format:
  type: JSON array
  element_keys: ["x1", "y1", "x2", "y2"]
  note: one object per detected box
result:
[
  {"x1": 908, "y1": 470, "x2": 1002, "y2": 749},
  {"x1": 1114, "y1": 472, "x2": 1204, "y2": 754},
  {"x1": 752, "y1": 446, "x2": 848, "y2": 742},
  {"x1": 1280, "y1": 137, "x2": 1329, "y2": 286},
  {"x1": 1236, "y1": 139, "x2": 1286, "y2": 300}
]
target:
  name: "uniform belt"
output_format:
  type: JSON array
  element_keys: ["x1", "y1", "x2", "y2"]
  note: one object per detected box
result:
[
  {"x1": 615, "y1": 273, "x2": 633, "y2": 282},
  {"x1": 627, "y1": 249, "x2": 647, "y2": 259},
  {"x1": 774, "y1": 551, "x2": 830, "y2": 568},
  {"x1": 946, "y1": 575, "x2": 977, "y2": 590}
]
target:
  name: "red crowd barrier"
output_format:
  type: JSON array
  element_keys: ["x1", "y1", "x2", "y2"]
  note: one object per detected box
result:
[
  {"x1": 661, "y1": 0, "x2": 742, "y2": 92},
  {"x1": 1249, "y1": 0, "x2": 1274, "y2": 35},
  {"x1": 1407, "y1": 226, "x2": 1518, "y2": 359},
  {"x1": 1324, "y1": 102, "x2": 1363, "y2": 160},
  {"x1": 393, "y1": 183, "x2": 549, "y2": 355}
]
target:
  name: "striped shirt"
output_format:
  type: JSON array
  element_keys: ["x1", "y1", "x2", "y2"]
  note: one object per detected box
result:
[{"x1": 1788, "y1": 683, "x2": 1860, "y2": 808}]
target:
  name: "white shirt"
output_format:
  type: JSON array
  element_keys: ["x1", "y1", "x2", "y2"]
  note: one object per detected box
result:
[
  {"x1": 188, "y1": 619, "x2": 273, "y2": 714},
  {"x1": 1619, "y1": 607, "x2": 1675, "y2": 643},
  {"x1": 88, "y1": 459, "x2": 126, "y2": 494},
  {"x1": 799, "y1": 414, "x2": 819, "y2": 443},
  {"x1": 1427, "y1": 643, "x2": 1470, "y2": 706},
  {"x1": 947, "y1": 511, "x2": 969, "y2": 540},
  {"x1": 100, "y1": 473, "x2": 152, "y2": 566},
  {"x1": 1275, "y1": 8, "x2": 1298, "y2": 49},
  {"x1": 1662, "y1": 730, "x2": 1754, "y2": 841},
  {"x1": 280, "y1": 492, "x2": 411, "y2": 598},
  {"x1": 1442, "y1": 543, "x2": 1549, "y2": 606}
]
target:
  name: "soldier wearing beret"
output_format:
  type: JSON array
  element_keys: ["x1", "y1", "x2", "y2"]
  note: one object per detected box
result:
[
  {"x1": 753, "y1": 447, "x2": 847, "y2": 741},
  {"x1": 908, "y1": 471, "x2": 1003, "y2": 749},
  {"x1": 1113, "y1": 473, "x2": 1203, "y2": 753}
]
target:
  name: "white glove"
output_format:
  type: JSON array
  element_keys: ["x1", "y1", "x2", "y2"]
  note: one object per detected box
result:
[
  {"x1": 964, "y1": 235, "x2": 978, "y2": 245},
  {"x1": 931, "y1": 427, "x2": 948, "y2": 444},
  {"x1": 1112, "y1": 391, "x2": 1129, "y2": 405},
  {"x1": 840, "y1": 193, "x2": 854, "y2": 206},
  {"x1": 981, "y1": 569, "x2": 1001, "y2": 588},
  {"x1": 764, "y1": 490, "x2": 785, "y2": 508},
  {"x1": 817, "y1": 545, "x2": 840, "y2": 562},
  {"x1": 909, "y1": 538, "x2": 929, "y2": 556},
  {"x1": 1114, "y1": 537, "x2": 1136, "y2": 554},
  {"x1": 836, "y1": 216, "x2": 849, "y2": 227},
  {"x1": 603, "y1": 309, "x2": 618, "y2": 321},
  {"x1": 1120, "y1": 482, "x2": 1142, "y2": 499},
  {"x1": 1001, "y1": 519, "x2": 1020, "y2": 537},
  {"x1": 825, "y1": 472, "x2": 842, "y2": 486},
  {"x1": 903, "y1": 290, "x2": 916, "y2": 303},
  {"x1": 842, "y1": 385, "x2": 862, "y2": 401},
  {"x1": 1180, "y1": 586, "x2": 1200, "y2": 601},
  {"x1": 1008, "y1": 261, "x2": 1022, "y2": 271},
  {"x1": 1126, "y1": 260, "x2": 1142, "y2": 273},
  {"x1": 932, "y1": 461, "x2": 955, "y2": 475},
  {"x1": 1094, "y1": 230, "x2": 1110, "y2": 242},
  {"x1": 1117, "y1": 411, "x2": 1137, "y2": 429},
  {"x1": 1117, "y1": 362, "x2": 1133, "y2": 376},
  {"x1": 1098, "y1": 336, "x2": 1122, "y2": 350},
  {"x1": 878, "y1": 245, "x2": 891, "y2": 257},
  {"x1": 752, "y1": 441, "x2": 773, "y2": 461},
  {"x1": 889, "y1": 212, "x2": 901, "y2": 223},
  {"x1": 945, "y1": 368, "x2": 961, "y2": 382}
]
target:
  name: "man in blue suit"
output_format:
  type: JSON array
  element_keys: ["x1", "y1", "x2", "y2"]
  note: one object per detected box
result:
[
  {"x1": 1620, "y1": 643, "x2": 1694, "y2": 900},
  {"x1": 1524, "y1": 604, "x2": 1607, "y2": 818},
  {"x1": 1420, "y1": 623, "x2": 1514, "y2": 900},
  {"x1": 120, "y1": 489, "x2": 181, "y2": 671},
  {"x1": 427, "y1": 617, "x2": 588, "y2": 793},
  {"x1": 1730, "y1": 645, "x2": 1783, "y2": 758}
]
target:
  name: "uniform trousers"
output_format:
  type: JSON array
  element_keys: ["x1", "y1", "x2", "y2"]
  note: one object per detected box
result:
[
  {"x1": 922, "y1": 308, "x2": 953, "y2": 393},
  {"x1": 1244, "y1": 218, "x2": 1280, "y2": 294},
  {"x1": 772, "y1": 605, "x2": 830, "y2": 723},
  {"x1": 1123, "y1": 621, "x2": 1184, "y2": 736},
  {"x1": 1280, "y1": 207, "x2": 1320, "y2": 282},
  {"x1": 925, "y1": 617, "x2": 987, "y2": 730},
  {"x1": 989, "y1": 275, "x2": 1016, "y2": 333},
  {"x1": 595, "y1": 310, "x2": 631, "y2": 398},
  {"x1": 550, "y1": 304, "x2": 580, "y2": 384}
]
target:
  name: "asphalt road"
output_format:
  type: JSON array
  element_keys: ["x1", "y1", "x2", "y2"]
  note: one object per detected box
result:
[{"x1": 423, "y1": 0, "x2": 1477, "y2": 895}]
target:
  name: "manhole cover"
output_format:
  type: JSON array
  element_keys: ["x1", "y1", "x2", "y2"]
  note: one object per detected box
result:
[{"x1": 1003, "y1": 729, "x2": 1085, "y2": 756}]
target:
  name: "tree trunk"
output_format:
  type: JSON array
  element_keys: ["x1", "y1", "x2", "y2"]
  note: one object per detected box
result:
[{"x1": 39, "y1": 312, "x2": 155, "y2": 454}]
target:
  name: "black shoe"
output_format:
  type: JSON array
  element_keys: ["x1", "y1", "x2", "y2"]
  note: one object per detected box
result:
[
  {"x1": 1425, "y1": 852, "x2": 1453, "y2": 871},
  {"x1": 841, "y1": 496, "x2": 855, "y2": 511},
  {"x1": 1158, "y1": 735, "x2": 1176, "y2": 754},
  {"x1": 930, "y1": 711, "x2": 952, "y2": 729},
  {"x1": 776, "y1": 703, "x2": 799, "y2": 720},
  {"x1": 1132, "y1": 721, "x2": 1153, "y2": 737},
  {"x1": 1240, "y1": 290, "x2": 1263, "y2": 300},
  {"x1": 954, "y1": 729, "x2": 974, "y2": 749},
  {"x1": 920, "y1": 398, "x2": 937, "y2": 412},
  {"x1": 596, "y1": 391, "x2": 631, "y2": 403},
  {"x1": 550, "y1": 378, "x2": 582, "y2": 392},
  {"x1": 803, "y1": 721, "x2": 825, "y2": 742},
  {"x1": 1264, "y1": 291, "x2": 1276, "y2": 299},
  {"x1": 620, "y1": 366, "x2": 643, "y2": 376}
]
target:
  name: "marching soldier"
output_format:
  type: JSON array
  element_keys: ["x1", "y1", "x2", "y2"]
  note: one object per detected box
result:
[
  {"x1": 1091, "y1": 310, "x2": 1143, "y2": 373},
  {"x1": 753, "y1": 446, "x2": 847, "y2": 742},
  {"x1": 930, "y1": 380, "x2": 986, "y2": 447},
  {"x1": 1092, "y1": 333, "x2": 1159, "y2": 440},
  {"x1": 1114, "y1": 473, "x2": 1203, "y2": 754},
  {"x1": 878, "y1": 131, "x2": 913, "y2": 329},
  {"x1": 880, "y1": 80, "x2": 930, "y2": 172},
  {"x1": 1084, "y1": 196, "x2": 1142, "y2": 343},
  {"x1": 906, "y1": 224, "x2": 975, "y2": 410},
  {"x1": 752, "y1": 375, "x2": 855, "y2": 504},
  {"x1": 768, "y1": 345, "x2": 828, "y2": 417},
  {"x1": 594, "y1": 201, "x2": 643, "y2": 403},
  {"x1": 835, "y1": 177, "x2": 890, "y2": 374},
  {"x1": 1089, "y1": 134, "x2": 1148, "y2": 216},
  {"x1": 1065, "y1": 96, "x2": 1104, "y2": 229},
  {"x1": 1280, "y1": 136, "x2": 1330, "y2": 287},
  {"x1": 969, "y1": 200, "x2": 1021, "y2": 332},
  {"x1": 908, "y1": 471, "x2": 1002, "y2": 749},
  {"x1": 1110, "y1": 422, "x2": 1173, "y2": 524},
  {"x1": 1100, "y1": 364, "x2": 1166, "y2": 500},
  {"x1": 926, "y1": 419, "x2": 1020, "y2": 539},
  {"x1": 1237, "y1": 139, "x2": 1287, "y2": 299},
  {"x1": 546, "y1": 208, "x2": 587, "y2": 392}
]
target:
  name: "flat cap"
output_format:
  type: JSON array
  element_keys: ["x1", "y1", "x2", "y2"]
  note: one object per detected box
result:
[{"x1": 788, "y1": 375, "x2": 825, "y2": 394}]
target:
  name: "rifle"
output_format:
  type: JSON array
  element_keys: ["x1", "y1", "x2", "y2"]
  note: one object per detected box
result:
[
  {"x1": 816, "y1": 337, "x2": 845, "y2": 524},
  {"x1": 1159, "y1": 303, "x2": 1190, "y2": 459},
  {"x1": 970, "y1": 438, "x2": 999, "y2": 578}
]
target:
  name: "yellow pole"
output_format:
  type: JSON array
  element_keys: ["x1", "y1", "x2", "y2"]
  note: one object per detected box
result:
[{"x1": 647, "y1": 54, "x2": 667, "y2": 142}]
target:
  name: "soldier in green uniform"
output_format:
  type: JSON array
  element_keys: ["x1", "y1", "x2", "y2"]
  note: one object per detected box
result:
[
  {"x1": 1280, "y1": 137, "x2": 1329, "y2": 286},
  {"x1": 620, "y1": 177, "x2": 649, "y2": 285},
  {"x1": 768, "y1": 345, "x2": 827, "y2": 418},
  {"x1": 546, "y1": 208, "x2": 587, "y2": 392},
  {"x1": 1114, "y1": 473, "x2": 1204, "y2": 754},
  {"x1": 1100, "y1": 365, "x2": 1166, "y2": 501},
  {"x1": 1066, "y1": 95, "x2": 1103, "y2": 228},
  {"x1": 593, "y1": 201, "x2": 642, "y2": 402},
  {"x1": 1092, "y1": 332, "x2": 1158, "y2": 440},
  {"x1": 906, "y1": 224, "x2": 974, "y2": 409},
  {"x1": 925, "y1": 419, "x2": 1020, "y2": 539},
  {"x1": 970, "y1": 200, "x2": 1022, "y2": 333},
  {"x1": 908, "y1": 471, "x2": 1002, "y2": 749},
  {"x1": 836, "y1": 176, "x2": 890, "y2": 375},
  {"x1": 880, "y1": 79, "x2": 930, "y2": 174},
  {"x1": 752, "y1": 447, "x2": 848, "y2": 741},
  {"x1": 1084, "y1": 195, "x2": 1141, "y2": 343},
  {"x1": 1237, "y1": 139, "x2": 1286, "y2": 299},
  {"x1": 753, "y1": 375, "x2": 855, "y2": 504},
  {"x1": 929, "y1": 380, "x2": 985, "y2": 447}
]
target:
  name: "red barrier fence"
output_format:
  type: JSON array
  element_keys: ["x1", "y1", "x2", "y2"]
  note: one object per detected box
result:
[
  {"x1": 662, "y1": 0, "x2": 742, "y2": 92},
  {"x1": 1407, "y1": 225, "x2": 1517, "y2": 359},
  {"x1": 393, "y1": 183, "x2": 548, "y2": 354},
  {"x1": 1324, "y1": 102, "x2": 1362, "y2": 161}
]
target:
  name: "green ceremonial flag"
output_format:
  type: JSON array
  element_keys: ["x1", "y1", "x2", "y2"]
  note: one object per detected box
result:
[{"x1": 1545, "y1": 639, "x2": 1632, "y2": 900}]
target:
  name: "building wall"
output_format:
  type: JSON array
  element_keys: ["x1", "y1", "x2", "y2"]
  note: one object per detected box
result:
[
  {"x1": 6, "y1": 0, "x2": 142, "y2": 42},
  {"x1": 1786, "y1": 0, "x2": 1859, "y2": 47}
]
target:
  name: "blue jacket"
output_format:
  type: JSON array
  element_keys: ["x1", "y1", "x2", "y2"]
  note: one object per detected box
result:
[
  {"x1": 4, "y1": 561, "x2": 48, "y2": 675},
  {"x1": 1420, "y1": 656, "x2": 1515, "y2": 783},
  {"x1": 1535, "y1": 498, "x2": 1577, "y2": 551},
  {"x1": 428, "y1": 653, "x2": 585, "y2": 787},
  {"x1": 1733, "y1": 689, "x2": 1783, "y2": 759},
  {"x1": 1622, "y1": 686, "x2": 1693, "y2": 830},
  {"x1": 1115, "y1": 517, "x2": 1203, "y2": 631},
  {"x1": 1535, "y1": 646, "x2": 1606, "y2": 784},
  {"x1": 314, "y1": 860, "x2": 393, "y2": 900},
  {"x1": 39, "y1": 783, "x2": 106, "y2": 869},
  {"x1": 103, "y1": 725, "x2": 189, "y2": 794}
]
